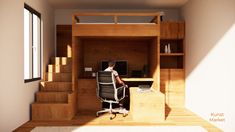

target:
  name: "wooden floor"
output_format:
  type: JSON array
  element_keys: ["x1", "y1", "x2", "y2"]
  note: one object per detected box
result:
[{"x1": 14, "y1": 108, "x2": 222, "y2": 132}]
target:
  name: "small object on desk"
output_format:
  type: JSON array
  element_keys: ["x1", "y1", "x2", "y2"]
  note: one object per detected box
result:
[{"x1": 137, "y1": 85, "x2": 151, "y2": 93}]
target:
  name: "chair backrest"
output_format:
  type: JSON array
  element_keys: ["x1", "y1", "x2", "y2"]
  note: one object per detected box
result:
[{"x1": 96, "y1": 71, "x2": 116, "y2": 100}]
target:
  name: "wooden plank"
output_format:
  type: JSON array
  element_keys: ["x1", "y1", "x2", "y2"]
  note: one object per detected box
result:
[
  {"x1": 122, "y1": 78, "x2": 153, "y2": 82},
  {"x1": 31, "y1": 103, "x2": 73, "y2": 121},
  {"x1": 51, "y1": 57, "x2": 72, "y2": 66},
  {"x1": 160, "y1": 53, "x2": 184, "y2": 56},
  {"x1": 48, "y1": 64, "x2": 72, "y2": 73},
  {"x1": 178, "y1": 21, "x2": 185, "y2": 39},
  {"x1": 169, "y1": 69, "x2": 185, "y2": 107},
  {"x1": 160, "y1": 21, "x2": 178, "y2": 39},
  {"x1": 36, "y1": 92, "x2": 69, "y2": 103},
  {"x1": 73, "y1": 12, "x2": 160, "y2": 17},
  {"x1": 82, "y1": 38, "x2": 149, "y2": 77},
  {"x1": 40, "y1": 82, "x2": 72, "y2": 92},
  {"x1": 45, "y1": 73, "x2": 72, "y2": 82},
  {"x1": 72, "y1": 24, "x2": 160, "y2": 37},
  {"x1": 149, "y1": 38, "x2": 159, "y2": 90},
  {"x1": 77, "y1": 79, "x2": 101, "y2": 111},
  {"x1": 56, "y1": 25, "x2": 72, "y2": 57}
]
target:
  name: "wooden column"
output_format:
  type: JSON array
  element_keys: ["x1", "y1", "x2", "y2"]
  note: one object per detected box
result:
[
  {"x1": 72, "y1": 36, "x2": 78, "y2": 113},
  {"x1": 149, "y1": 38, "x2": 160, "y2": 91}
]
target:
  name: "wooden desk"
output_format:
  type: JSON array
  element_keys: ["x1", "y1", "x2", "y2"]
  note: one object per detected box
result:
[
  {"x1": 122, "y1": 78, "x2": 154, "y2": 87},
  {"x1": 122, "y1": 78, "x2": 154, "y2": 82},
  {"x1": 130, "y1": 87, "x2": 165, "y2": 122}
]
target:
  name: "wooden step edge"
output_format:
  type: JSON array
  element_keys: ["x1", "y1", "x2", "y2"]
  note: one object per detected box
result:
[
  {"x1": 32, "y1": 102, "x2": 69, "y2": 105},
  {"x1": 48, "y1": 64, "x2": 72, "y2": 67},
  {"x1": 36, "y1": 91, "x2": 72, "y2": 94},
  {"x1": 40, "y1": 81, "x2": 72, "y2": 83}
]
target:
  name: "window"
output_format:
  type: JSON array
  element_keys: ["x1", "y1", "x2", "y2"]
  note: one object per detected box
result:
[{"x1": 24, "y1": 4, "x2": 41, "y2": 82}]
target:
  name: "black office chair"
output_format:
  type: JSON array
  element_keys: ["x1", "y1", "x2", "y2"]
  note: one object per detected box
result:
[{"x1": 96, "y1": 71, "x2": 128, "y2": 119}]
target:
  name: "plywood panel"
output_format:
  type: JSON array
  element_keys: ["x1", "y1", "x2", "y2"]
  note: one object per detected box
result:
[
  {"x1": 161, "y1": 22, "x2": 178, "y2": 39},
  {"x1": 148, "y1": 38, "x2": 159, "y2": 90},
  {"x1": 56, "y1": 25, "x2": 72, "y2": 57},
  {"x1": 73, "y1": 24, "x2": 160, "y2": 37},
  {"x1": 178, "y1": 22, "x2": 185, "y2": 39},
  {"x1": 82, "y1": 38, "x2": 150, "y2": 77},
  {"x1": 169, "y1": 69, "x2": 185, "y2": 107},
  {"x1": 77, "y1": 79, "x2": 101, "y2": 111},
  {"x1": 160, "y1": 69, "x2": 185, "y2": 108},
  {"x1": 160, "y1": 69, "x2": 169, "y2": 94},
  {"x1": 160, "y1": 21, "x2": 185, "y2": 39}
]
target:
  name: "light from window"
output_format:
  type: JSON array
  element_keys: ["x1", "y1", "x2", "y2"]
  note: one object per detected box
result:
[
  {"x1": 24, "y1": 4, "x2": 41, "y2": 82},
  {"x1": 33, "y1": 14, "x2": 40, "y2": 78}
]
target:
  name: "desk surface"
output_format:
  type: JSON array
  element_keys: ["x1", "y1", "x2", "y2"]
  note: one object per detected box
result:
[{"x1": 122, "y1": 78, "x2": 154, "y2": 82}]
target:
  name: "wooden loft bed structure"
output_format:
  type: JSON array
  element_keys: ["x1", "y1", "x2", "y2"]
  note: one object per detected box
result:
[
  {"x1": 72, "y1": 12, "x2": 161, "y2": 89},
  {"x1": 72, "y1": 12, "x2": 160, "y2": 37},
  {"x1": 71, "y1": 12, "x2": 166, "y2": 121}
]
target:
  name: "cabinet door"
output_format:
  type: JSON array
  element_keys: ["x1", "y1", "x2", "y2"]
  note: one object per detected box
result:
[
  {"x1": 161, "y1": 22, "x2": 178, "y2": 39},
  {"x1": 169, "y1": 69, "x2": 185, "y2": 107},
  {"x1": 160, "y1": 69, "x2": 169, "y2": 94},
  {"x1": 178, "y1": 22, "x2": 185, "y2": 39},
  {"x1": 160, "y1": 21, "x2": 185, "y2": 39},
  {"x1": 160, "y1": 69, "x2": 170, "y2": 106}
]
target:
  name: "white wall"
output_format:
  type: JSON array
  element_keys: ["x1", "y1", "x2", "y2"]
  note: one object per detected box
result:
[
  {"x1": 55, "y1": 9, "x2": 181, "y2": 25},
  {"x1": 0, "y1": 0, "x2": 54, "y2": 131},
  {"x1": 181, "y1": 0, "x2": 235, "y2": 131}
]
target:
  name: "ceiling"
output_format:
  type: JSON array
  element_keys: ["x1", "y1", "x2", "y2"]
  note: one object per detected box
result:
[{"x1": 48, "y1": 0, "x2": 189, "y2": 9}]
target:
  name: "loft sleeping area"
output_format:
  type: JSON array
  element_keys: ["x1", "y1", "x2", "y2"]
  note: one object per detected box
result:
[
  {"x1": 72, "y1": 12, "x2": 160, "y2": 37},
  {"x1": 72, "y1": 12, "x2": 161, "y2": 24}
]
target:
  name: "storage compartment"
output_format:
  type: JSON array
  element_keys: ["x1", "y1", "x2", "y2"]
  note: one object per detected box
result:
[
  {"x1": 160, "y1": 56, "x2": 183, "y2": 69},
  {"x1": 160, "y1": 39, "x2": 184, "y2": 53}
]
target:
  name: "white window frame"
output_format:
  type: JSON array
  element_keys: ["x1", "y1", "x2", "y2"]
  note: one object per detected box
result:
[{"x1": 24, "y1": 4, "x2": 41, "y2": 83}]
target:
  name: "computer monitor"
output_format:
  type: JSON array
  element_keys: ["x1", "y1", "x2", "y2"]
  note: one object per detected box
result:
[{"x1": 101, "y1": 60, "x2": 128, "y2": 76}]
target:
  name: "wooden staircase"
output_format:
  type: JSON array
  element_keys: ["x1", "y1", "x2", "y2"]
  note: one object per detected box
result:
[{"x1": 31, "y1": 57, "x2": 76, "y2": 120}]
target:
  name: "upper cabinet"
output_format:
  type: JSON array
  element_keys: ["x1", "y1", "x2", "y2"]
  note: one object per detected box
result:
[{"x1": 160, "y1": 21, "x2": 185, "y2": 39}]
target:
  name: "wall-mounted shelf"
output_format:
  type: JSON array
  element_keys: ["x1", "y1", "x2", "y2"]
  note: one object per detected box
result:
[{"x1": 160, "y1": 53, "x2": 184, "y2": 56}]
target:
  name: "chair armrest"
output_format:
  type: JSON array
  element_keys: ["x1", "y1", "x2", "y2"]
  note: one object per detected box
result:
[
  {"x1": 116, "y1": 85, "x2": 128, "y2": 90},
  {"x1": 116, "y1": 85, "x2": 127, "y2": 100}
]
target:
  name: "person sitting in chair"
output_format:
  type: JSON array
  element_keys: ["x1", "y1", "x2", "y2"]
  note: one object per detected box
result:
[
  {"x1": 104, "y1": 60, "x2": 126, "y2": 86},
  {"x1": 104, "y1": 60, "x2": 128, "y2": 113}
]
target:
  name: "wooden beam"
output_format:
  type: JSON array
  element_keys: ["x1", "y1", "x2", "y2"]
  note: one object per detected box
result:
[
  {"x1": 72, "y1": 24, "x2": 160, "y2": 37},
  {"x1": 73, "y1": 12, "x2": 160, "y2": 17}
]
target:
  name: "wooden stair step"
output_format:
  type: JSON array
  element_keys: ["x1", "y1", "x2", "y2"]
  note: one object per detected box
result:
[
  {"x1": 40, "y1": 81, "x2": 72, "y2": 92},
  {"x1": 36, "y1": 92, "x2": 70, "y2": 103},
  {"x1": 48, "y1": 64, "x2": 71, "y2": 73},
  {"x1": 31, "y1": 103, "x2": 73, "y2": 120},
  {"x1": 45, "y1": 73, "x2": 72, "y2": 82},
  {"x1": 51, "y1": 57, "x2": 72, "y2": 65}
]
